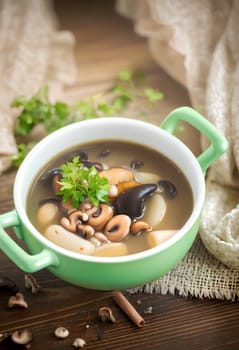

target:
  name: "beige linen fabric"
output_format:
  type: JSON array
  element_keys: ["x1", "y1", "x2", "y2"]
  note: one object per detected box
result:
[
  {"x1": 0, "y1": 0, "x2": 76, "y2": 174},
  {"x1": 117, "y1": 0, "x2": 239, "y2": 298}
]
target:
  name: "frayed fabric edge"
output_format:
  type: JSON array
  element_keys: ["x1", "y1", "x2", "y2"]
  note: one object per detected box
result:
[
  {"x1": 128, "y1": 285, "x2": 239, "y2": 301},
  {"x1": 128, "y1": 283, "x2": 239, "y2": 302}
]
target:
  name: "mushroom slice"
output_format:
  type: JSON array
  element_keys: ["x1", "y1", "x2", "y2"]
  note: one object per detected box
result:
[
  {"x1": 104, "y1": 214, "x2": 131, "y2": 242},
  {"x1": 113, "y1": 183, "x2": 157, "y2": 219},
  {"x1": 130, "y1": 220, "x2": 152, "y2": 235},
  {"x1": 99, "y1": 167, "x2": 134, "y2": 185},
  {"x1": 93, "y1": 242, "x2": 128, "y2": 257},
  {"x1": 143, "y1": 193, "x2": 167, "y2": 228},
  {"x1": 147, "y1": 230, "x2": 178, "y2": 248},
  {"x1": 87, "y1": 204, "x2": 114, "y2": 231},
  {"x1": 60, "y1": 210, "x2": 88, "y2": 232},
  {"x1": 44, "y1": 225, "x2": 95, "y2": 255}
]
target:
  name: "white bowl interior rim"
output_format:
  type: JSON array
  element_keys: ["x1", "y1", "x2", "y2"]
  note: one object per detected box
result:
[{"x1": 14, "y1": 117, "x2": 205, "y2": 263}]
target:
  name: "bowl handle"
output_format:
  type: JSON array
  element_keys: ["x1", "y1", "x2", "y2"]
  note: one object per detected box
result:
[
  {"x1": 0, "y1": 209, "x2": 59, "y2": 272},
  {"x1": 160, "y1": 106, "x2": 228, "y2": 173}
]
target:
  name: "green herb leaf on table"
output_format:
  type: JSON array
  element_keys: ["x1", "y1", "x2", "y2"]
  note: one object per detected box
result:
[
  {"x1": 57, "y1": 156, "x2": 110, "y2": 208},
  {"x1": 11, "y1": 70, "x2": 164, "y2": 167}
]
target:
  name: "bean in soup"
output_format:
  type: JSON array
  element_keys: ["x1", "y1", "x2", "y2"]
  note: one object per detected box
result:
[{"x1": 27, "y1": 140, "x2": 193, "y2": 257}]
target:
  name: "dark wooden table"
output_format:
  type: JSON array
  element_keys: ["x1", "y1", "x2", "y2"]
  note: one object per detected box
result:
[{"x1": 1, "y1": 1, "x2": 239, "y2": 349}]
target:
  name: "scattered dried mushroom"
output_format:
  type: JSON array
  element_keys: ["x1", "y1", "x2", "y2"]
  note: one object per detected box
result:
[
  {"x1": 0, "y1": 329, "x2": 33, "y2": 348},
  {"x1": 11, "y1": 329, "x2": 33, "y2": 346},
  {"x1": 24, "y1": 273, "x2": 42, "y2": 294},
  {"x1": 143, "y1": 306, "x2": 153, "y2": 314},
  {"x1": 8, "y1": 292, "x2": 28, "y2": 309},
  {"x1": 98, "y1": 306, "x2": 116, "y2": 323},
  {"x1": 1, "y1": 277, "x2": 145, "y2": 347},
  {"x1": 54, "y1": 326, "x2": 70, "y2": 339},
  {"x1": 72, "y1": 337, "x2": 87, "y2": 348}
]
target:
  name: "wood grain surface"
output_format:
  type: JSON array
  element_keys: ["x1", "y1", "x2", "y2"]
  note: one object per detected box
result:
[{"x1": 0, "y1": 1, "x2": 239, "y2": 349}]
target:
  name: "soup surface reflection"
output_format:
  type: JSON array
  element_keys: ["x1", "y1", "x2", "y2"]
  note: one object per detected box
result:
[{"x1": 27, "y1": 140, "x2": 193, "y2": 257}]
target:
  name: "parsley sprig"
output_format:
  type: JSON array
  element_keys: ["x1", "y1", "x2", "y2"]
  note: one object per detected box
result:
[
  {"x1": 57, "y1": 156, "x2": 110, "y2": 208},
  {"x1": 11, "y1": 70, "x2": 164, "y2": 167}
]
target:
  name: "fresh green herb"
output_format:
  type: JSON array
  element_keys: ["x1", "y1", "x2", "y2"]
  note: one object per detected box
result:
[
  {"x1": 11, "y1": 143, "x2": 29, "y2": 168},
  {"x1": 11, "y1": 70, "x2": 164, "y2": 167},
  {"x1": 143, "y1": 88, "x2": 164, "y2": 103},
  {"x1": 57, "y1": 156, "x2": 110, "y2": 208}
]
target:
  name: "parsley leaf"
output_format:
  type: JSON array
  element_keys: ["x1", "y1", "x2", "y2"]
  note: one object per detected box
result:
[
  {"x1": 57, "y1": 156, "x2": 110, "y2": 208},
  {"x1": 143, "y1": 88, "x2": 164, "y2": 103},
  {"x1": 11, "y1": 70, "x2": 164, "y2": 168}
]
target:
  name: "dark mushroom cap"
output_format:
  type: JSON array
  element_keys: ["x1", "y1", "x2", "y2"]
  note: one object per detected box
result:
[
  {"x1": 41, "y1": 168, "x2": 62, "y2": 184},
  {"x1": 70, "y1": 151, "x2": 88, "y2": 161},
  {"x1": 113, "y1": 183, "x2": 157, "y2": 219},
  {"x1": 81, "y1": 160, "x2": 104, "y2": 171},
  {"x1": 130, "y1": 159, "x2": 144, "y2": 170},
  {"x1": 158, "y1": 180, "x2": 177, "y2": 199}
]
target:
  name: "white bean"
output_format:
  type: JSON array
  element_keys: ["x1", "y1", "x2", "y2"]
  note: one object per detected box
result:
[
  {"x1": 147, "y1": 230, "x2": 178, "y2": 248},
  {"x1": 44, "y1": 225, "x2": 95, "y2": 255},
  {"x1": 143, "y1": 194, "x2": 166, "y2": 229},
  {"x1": 134, "y1": 171, "x2": 160, "y2": 184},
  {"x1": 37, "y1": 202, "x2": 59, "y2": 228},
  {"x1": 93, "y1": 243, "x2": 128, "y2": 257}
]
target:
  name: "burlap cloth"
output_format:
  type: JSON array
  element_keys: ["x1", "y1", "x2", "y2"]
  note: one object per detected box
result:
[{"x1": 1, "y1": 0, "x2": 239, "y2": 300}]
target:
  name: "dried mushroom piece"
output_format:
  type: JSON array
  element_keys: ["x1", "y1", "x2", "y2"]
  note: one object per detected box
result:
[
  {"x1": 24, "y1": 274, "x2": 42, "y2": 294},
  {"x1": 11, "y1": 329, "x2": 33, "y2": 346},
  {"x1": 54, "y1": 327, "x2": 70, "y2": 339},
  {"x1": 8, "y1": 292, "x2": 28, "y2": 309},
  {"x1": 98, "y1": 307, "x2": 116, "y2": 323},
  {"x1": 72, "y1": 338, "x2": 87, "y2": 348}
]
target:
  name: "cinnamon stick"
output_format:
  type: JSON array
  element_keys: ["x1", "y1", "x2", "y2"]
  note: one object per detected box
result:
[{"x1": 112, "y1": 291, "x2": 145, "y2": 328}]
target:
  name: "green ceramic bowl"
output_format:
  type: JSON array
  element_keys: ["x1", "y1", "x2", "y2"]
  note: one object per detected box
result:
[{"x1": 0, "y1": 107, "x2": 228, "y2": 290}]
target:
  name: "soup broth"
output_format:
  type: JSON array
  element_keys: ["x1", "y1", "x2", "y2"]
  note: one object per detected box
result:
[{"x1": 27, "y1": 140, "x2": 193, "y2": 257}]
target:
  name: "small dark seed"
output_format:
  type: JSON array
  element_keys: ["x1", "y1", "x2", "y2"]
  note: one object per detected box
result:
[
  {"x1": 130, "y1": 159, "x2": 144, "y2": 170},
  {"x1": 158, "y1": 180, "x2": 177, "y2": 199},
  {"x1": 69, "y1": 151, "x2": 88, "y2": 161},
  {"x1": 108, "y1": 224, "x2": 120, "y2": 233},
  {"x1": 41, "y1": 168, "x2": 62, "y2": 184},
  {"x1": 98, "y1": 148, "x2": 111, "y2": 157},
  {"x1": 82, "y1": 160, "x2": 103, "y2": 171}
]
